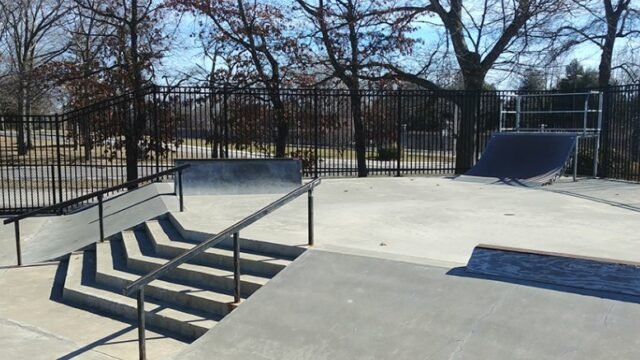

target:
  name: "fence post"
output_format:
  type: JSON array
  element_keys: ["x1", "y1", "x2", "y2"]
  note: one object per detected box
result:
[
  {"x1": 137, "y1": 288, "x2": 146, "y2": 360},
  {"x1": 98, "y1": 194, "x2": 104, "y2": 242},
  {"x1": 308, "y1": 187, "x2": 314, "y2": 246},
  {"x1": 223, "y1": 85, "x2": 229, "y2": 158},
  {"x1": 15, "y1": 221, "x2": 21, "y2": 266},
  {"x1": 396, "y1": 88, "x2": 402, "y2": 177},
  {"x1": 54, "y1": 114, "x2": 63, "y2": 206},
  {"x1": 233, "y1": 232, "x2": 241, "y2": 303},
  {"x1": 314, "y1": 89, "x2": 320, "y2": 179},
  {"x1": 178, "y1": 169, "x2": 184, "y2": 212},
  {"x1": 153, "y1": 87, "x2": 160, "y2": 175}
]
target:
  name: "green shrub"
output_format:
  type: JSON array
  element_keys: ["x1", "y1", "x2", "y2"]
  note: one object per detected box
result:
[{"x1": 376, "y1": 146, "x2": 402, "y2": 161}]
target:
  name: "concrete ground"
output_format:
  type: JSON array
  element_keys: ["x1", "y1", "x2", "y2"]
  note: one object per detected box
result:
[
  {"x1": 174, "y1": 250, "x2": 640, "y2": 360},
  {"x1": 0, "y1": 263, "x2": 186, "y2": 359},
  {"x1": 1, "y1": 176, "x2": 639, "y2": 359},
  {"x1": 175, "y1": 176, "x2": 640, "y2": 266}
]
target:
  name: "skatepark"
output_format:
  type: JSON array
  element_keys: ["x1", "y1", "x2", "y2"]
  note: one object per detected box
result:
[
  {"x1": 1, "y1": 172, "x2": 640, "y2": 359},
  {"x1": 1, "y1": 89, "x2": 639, "y2": 359}
]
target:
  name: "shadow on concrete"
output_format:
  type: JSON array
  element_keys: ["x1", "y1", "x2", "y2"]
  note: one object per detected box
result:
[
  {"x1": 544, "y1": 188, "x2": 640, "y2": 213},
  {"x1": 50, "y1": 251, "x2": 186, "y2": 360},
  {"x1": 0, "y1": 261, "x2": 58, "y2": 270},
  {"x1": 449, "y1": 175, "x2": 540, "y2": 188},
  {"x1": 447, "y1": 267, "x2": 640, "y2": 305}
]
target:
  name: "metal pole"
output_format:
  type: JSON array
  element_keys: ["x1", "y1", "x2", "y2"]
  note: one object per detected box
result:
[
  {"x1": 308, "y1": 188, "x2": 314, "y2": 246},
  {"x1": 573, "y1": 139, "x2": 579, "y2": 182},
  {"x1": 499, "y1": 99, "x2": 504, "y2": 132},
  {"x1": 137, "y1": 288, "x2": 146, "y2": 360},
  {"x1": 314, "y1": 89, "x2": 319, "y2": 179},
  {"x1": 98, "y1": 194, "x2": 104, "y2": 242},
  {"x1": 594, "y1": 93, "x2": 604, "y2": 178},
  {"x1": 233, "y1": 232, "x2": 241, "y2": 304},
  {"x1": 396, "y1": 89, "x2": 402, "y2": 177},
  {"x1": 178, "y1": 170, "x2": 184, "y2": 212},
  {"x1": 15, "y1": 221, "x2": 21, "y2": 266},
  {"x1": 583, "y1": 94, "x2": 589, "y2": 137},
  {"x1": 54, "y1": 114, "x2": 63, "y2": 204},
  {"x1": 515, "y1": 96, "x2": 521, "y2": 132}
]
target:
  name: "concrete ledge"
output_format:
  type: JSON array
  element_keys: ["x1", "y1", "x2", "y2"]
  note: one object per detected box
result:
[{"x1": 175, "y1": 159, "x2": 302, "y2": 195}]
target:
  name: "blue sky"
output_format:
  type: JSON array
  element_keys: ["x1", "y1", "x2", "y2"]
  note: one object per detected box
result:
[{"x1": 158, "y1": 8, "x2": 615, "y2": 90}]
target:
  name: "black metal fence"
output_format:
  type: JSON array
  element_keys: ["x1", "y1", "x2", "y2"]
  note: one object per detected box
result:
[{"x1": 1, "y1": 84, "x2": 639, "y2": 213}]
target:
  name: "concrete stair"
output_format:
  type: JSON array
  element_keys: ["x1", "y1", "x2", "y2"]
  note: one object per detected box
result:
[{"x1": 61, "y1": 215, "x2": 304, "y2": 341}]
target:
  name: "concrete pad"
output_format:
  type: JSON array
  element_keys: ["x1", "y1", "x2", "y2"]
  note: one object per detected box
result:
[
  {"x1": 0, "y1": 262, "x2": 186, "y2": 359},
  {"x1": 174, "y1": 250, "x2": 640, "y2": 360},
  {"x1": 0, "y1": 183, "x2": 179, "y2": 265},
  {"x1": 175, "y1": 176, "x2": 640, "y2": 266}
]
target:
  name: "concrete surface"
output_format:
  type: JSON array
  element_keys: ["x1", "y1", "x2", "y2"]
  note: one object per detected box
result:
[
  {"x1": 174, "y1": 250, "x2": 640, "y2": 360},
  {"x1": 547, "y1": 178, "x2": 640, "y2": 212},
  {"x1": 175, "y1": 176, "x2": 640, "y2": 266},
  {"x1": 176, "y1": 159, "x2": 302, "y2": 195},
  {"x1": 0, "y1": 263, "x2": 186, "y2": 360},
  {"x1": 0, "y1": 183, "x2": 178, "y2": 265}
]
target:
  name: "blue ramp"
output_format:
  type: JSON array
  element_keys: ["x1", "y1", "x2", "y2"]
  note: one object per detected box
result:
[{"x1": 464, "y1": 133, "x2": 576, "y2": 185}]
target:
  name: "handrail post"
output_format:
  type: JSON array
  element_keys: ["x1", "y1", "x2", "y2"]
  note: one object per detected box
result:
[
  {"x1": 98, "y1": 194, "x2": 104, "y2": 242},
  {"x1": 137, "y1": 288, "x2": 146, "y2": 360},
  {"x1": 15, "y1": 221, "x2": 21, "y2": 266},
  {"x1": 308, "y1": 188, "x2": 314, "y2": 246},
  {"x1": 233, "y1": 232, "x2": 241, "y2": 303},
  {"x1": 178, "y1": 169, "x2": 184, "y2": 212}
]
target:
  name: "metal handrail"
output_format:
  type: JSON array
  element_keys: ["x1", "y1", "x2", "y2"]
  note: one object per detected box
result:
[
  {"x1": 4, "y1": 164, "x2": 190, "y2": 266},
  {"x1": 124, "y1": 177, "x2": 320, "y2": 360}
]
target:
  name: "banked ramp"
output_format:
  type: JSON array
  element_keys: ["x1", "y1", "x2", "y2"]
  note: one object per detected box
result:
[{"x1": 462, "y1": 133, "x2": 577, "y2": 186}]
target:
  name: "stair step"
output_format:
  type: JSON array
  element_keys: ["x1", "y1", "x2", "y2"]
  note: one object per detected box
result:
[
  {"x1": 167, "y1": 212, "x2": 307, "y2": 259},
  {"x1": 145, "y1": 219, "x2": 291, "y2": 277},
  {"x1": 63, "y1": 251, "x2": 217, "y2": 341},
  {"x1": 121, "y1": 229, "x2": 269, "y2": 296},
  {"x1": 95, "y1": 240, "x2": 238, "y2": 317}
]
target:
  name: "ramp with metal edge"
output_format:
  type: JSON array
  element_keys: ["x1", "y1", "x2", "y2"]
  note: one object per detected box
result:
[
  {"x1": 175, "y1": 159, "x2": 302, "y2": 195},
  {"x1": 463, "y1": 133, "x2": 577, "y2": 185}
]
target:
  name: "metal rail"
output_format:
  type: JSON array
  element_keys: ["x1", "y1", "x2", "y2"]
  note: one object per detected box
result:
[
  {"x1": 499, "y1": 91, "x2": 603, "y2": 181},
  {"x1": 3, "y1": 164, "x2": 190, "y2": 266},
  {"x1": 123, "y1": 178, "x2": 320, "y2": 360}
]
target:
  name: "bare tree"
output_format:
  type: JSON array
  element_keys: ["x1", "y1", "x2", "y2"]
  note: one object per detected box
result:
[
  {"x1": 295, "y1": 0, "x2": 416, "y2": 177},
  {"x1": 73, "y1": 0, "x2": 168, "y2": 181},
  {"x1": 174, "y1": 0, "x2": 305, "y2": 157},
  {"x1": 558, "y1": 0, "x2": 639, "y2": 88},
  {"x1": 0, "y1": 0, "x2": 70, "y2": 154},
  {"x1": 375, "y1": 0, "x2": 569, "y2": 172}
]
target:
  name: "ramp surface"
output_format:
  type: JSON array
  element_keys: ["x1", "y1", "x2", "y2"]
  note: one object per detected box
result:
[
  {"x1": 176, "y1": 159, "x2": 302, "y2": 195},
  {"x1": 173, "y1": 250, "x2": 640, "y2": 360},
  {"x1": 3, "y1": 183, "x2": 178, "y2": 265},
  {"x1": 463, "y1": 133, "x2": 576, "y2": 185}
]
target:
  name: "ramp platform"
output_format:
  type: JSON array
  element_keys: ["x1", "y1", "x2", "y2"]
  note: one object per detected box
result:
[
  {"x1": 173, "y1": 250, "x2": 640, "y2": 360},
  {"x1": 463, "y1": 133, "x2": 576, "y2": 185}
]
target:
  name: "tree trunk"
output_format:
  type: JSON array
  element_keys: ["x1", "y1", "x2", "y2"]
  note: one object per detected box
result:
[
  {"x1": 455, "y1": 76, "x2": 482, "y2": 173},
  {"x1": 350, "y1": 90, "x2": 368, "y2": 177},
  {"x1": 126, "y1": 0, "x2": 142, "y2": 185},
  {"x1": 273, "y1": 104, "x2": 288, "y2": 158}
]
